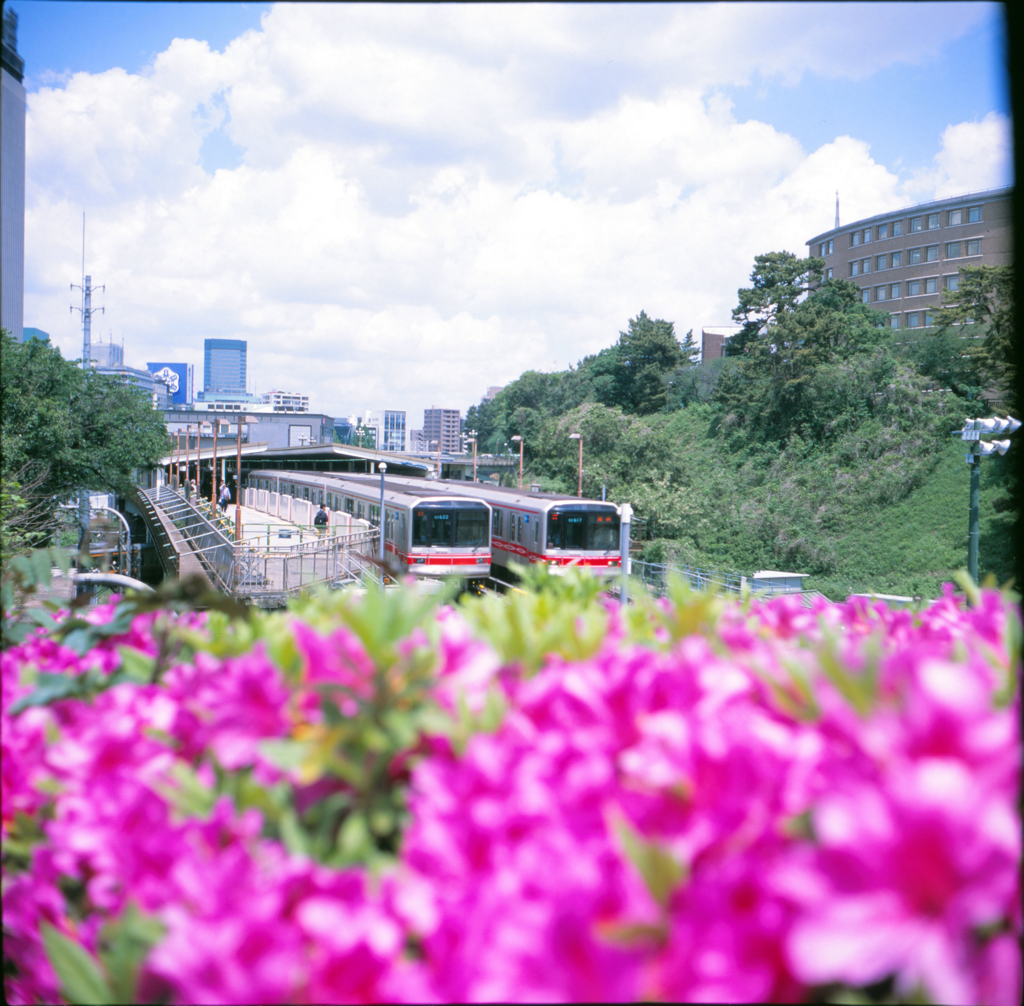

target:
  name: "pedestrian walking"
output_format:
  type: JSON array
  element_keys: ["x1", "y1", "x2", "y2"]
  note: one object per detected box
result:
[{"x1": 218, "y1": 483, "x2": 232, "y2": 512}]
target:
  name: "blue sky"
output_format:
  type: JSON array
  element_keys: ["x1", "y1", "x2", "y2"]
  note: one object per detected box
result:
[{"x1": 12, "y1": 3, "x2": 1013, "y2": 423}]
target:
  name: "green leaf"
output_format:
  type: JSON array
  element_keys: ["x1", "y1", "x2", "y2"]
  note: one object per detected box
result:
[
  {"x1": 8, "y1": 672, "x2": 84, "y2": 715},
  {"x1": 97, "y1": 902, "x2": 166, "y2": 1005},
  {"x1": 611, "y1": 813, "x2": 685, "y2": 908},
  {"x1": 115, "y1": 646, "x2": 155, "y2": 683},
  {"x1": 41, "y1": 922, "x2": 115, "y2": 1005}
]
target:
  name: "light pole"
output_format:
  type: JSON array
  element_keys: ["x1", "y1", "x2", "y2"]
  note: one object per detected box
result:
[
  {"x1": 467, "y1": 429, "x2": 478, "y2": 482},
  {"x1": 510, "y1": 435, "x2": 523, "y2": 490},
  {"x1": 957, "y1": 415, "x2": 1019, "y2": 582},
  {"x1": 211, "y1": 419, "x2": 219, "y2": 510},
  {"x1": 185, "y1": 425, "x2": 192, "y2": 500},
  {"x1": 569, "y1": 433, "x2": 582, "y2": 497},
  {"x1": 378, "y1": 461, "x2": 387, "y2": 587}
]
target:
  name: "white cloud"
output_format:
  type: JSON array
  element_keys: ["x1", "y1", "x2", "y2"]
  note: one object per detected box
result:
[{"x1": 22, "y1": 3, "x2": 1007, "y2": 426}]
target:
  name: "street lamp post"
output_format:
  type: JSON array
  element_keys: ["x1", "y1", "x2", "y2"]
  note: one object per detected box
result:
[
  {"x1": 467, "y1": 429, "x2": 478, "y2": 482},
  {"x1": 957, "y1": 415, "x2": 1019, "y2": 582},
  {"x1": 510, "y1": 435, "x2": 523, "y2": 490},
  {"x1": 569, "y1": 433, "x2": 582, "y2": 497},
  {"x1": 185, "y1": 425, "x2": 192, "y2": 500},
  {"x1": 378, "y1": 461, "x2": 387, "y2": 587},
  {"x1": 211, "y1": 419, "x2": 219, "y2": 510}
]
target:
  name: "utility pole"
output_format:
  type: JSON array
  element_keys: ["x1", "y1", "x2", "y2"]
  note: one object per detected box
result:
[{"x1": 70, "y1": 216, "x2": 105, "y2": 539}]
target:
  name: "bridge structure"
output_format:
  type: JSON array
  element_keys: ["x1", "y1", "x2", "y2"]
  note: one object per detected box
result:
[{"x1": 127, "y1": 483, "x2": 380, "y2": 607}]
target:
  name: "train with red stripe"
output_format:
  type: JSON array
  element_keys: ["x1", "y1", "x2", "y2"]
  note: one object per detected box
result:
[
  {"x1": 246, "y1": 470, "x2": 623, "y2": 580},
  {"x1": 392, "y1": 477, "x2": 622, "y2": 578},
  {"x1": 246, "y1": 470, "x2": 492, "y2": 580},
  {"x1": 335, "y1": 474, "x2": 623, "y2": 579}
]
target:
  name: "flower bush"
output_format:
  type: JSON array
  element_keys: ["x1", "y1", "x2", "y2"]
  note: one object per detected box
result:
[{"x1": 2, "y1": 573, "x2": 1021, "y2": 1004}]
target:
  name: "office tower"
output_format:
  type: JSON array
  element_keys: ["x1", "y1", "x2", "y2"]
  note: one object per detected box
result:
[{"x1": 204, "y1": 338, "x2": 247, "y2": 392}]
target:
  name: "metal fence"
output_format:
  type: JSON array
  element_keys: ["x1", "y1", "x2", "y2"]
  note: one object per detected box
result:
[
  {"x1": 631, "y1": 560, "x2": 818, "y2": 600},
  {"x1": 231, "y1": 528, "x2": 380, "y2": 605},
  {"x1": 152, "y1": 487, "x2": 238, "y2": 591},
  {"x1": 145, "y1": 486, "x2": 380, "y2": 605},
  {"x1": 632, "y1": 560, "x2": 744, "y2": 598}
]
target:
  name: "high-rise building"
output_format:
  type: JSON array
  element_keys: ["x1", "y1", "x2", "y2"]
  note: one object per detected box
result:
[
  {"x1": 362, "y1": 409, "x2": 406, "y2": 451},
  {"x1": 423, "y1": 407, "x2": 461, "y2": 454},
  {"x1": 806, "y1": 186, "x2": 1012, "y2": 331},
  {"x1": 1, "y1": 7, "x2": 26, "y2": 343},
  {"x1": 203, "y1": 338, "x2": 247, "y2": 392},
  {"x1": 89, "y1": 339, "x2": 124, "y2": 369}
]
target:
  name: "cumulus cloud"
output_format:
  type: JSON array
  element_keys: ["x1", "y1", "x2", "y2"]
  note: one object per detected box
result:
[{"x1": 22, "y1": 3, "x2": 1006, "y2": 424}]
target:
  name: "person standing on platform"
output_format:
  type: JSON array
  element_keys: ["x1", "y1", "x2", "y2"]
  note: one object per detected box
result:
[{"x1": 314, "y1": 503, "x2": 329, "y2": 537}]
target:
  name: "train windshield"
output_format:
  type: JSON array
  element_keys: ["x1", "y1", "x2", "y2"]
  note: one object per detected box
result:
[
  {"x1": 412, "y1": 501, "x2": 489, "y2": 548},
  {"x1": 546, "y1": 506, "x2": 620, "y2": 551}
]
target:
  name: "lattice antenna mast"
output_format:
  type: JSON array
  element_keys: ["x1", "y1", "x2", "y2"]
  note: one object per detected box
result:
[{"x1": 69, "y1": 213, "x2": 104, "y2": 369}]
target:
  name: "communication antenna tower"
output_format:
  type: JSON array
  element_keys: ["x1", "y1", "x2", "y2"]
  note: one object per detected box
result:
[{"x1": 70, "y1": 213, "x2": 104, "y2": 368}]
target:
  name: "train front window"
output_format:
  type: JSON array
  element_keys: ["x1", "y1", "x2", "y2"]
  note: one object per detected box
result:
[
  {"x1": 412, "y1": 502, "x2": 489, "y2": 547},
  {"x1": 546, "y1": 507, "x2": 620, "y2": 550}
]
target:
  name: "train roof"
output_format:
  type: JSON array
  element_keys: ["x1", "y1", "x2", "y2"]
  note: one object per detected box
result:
[
  {"x1": 341, "y1": 474, "x2": 619, "y2": 511},
  {"x1": 248, "y1": 470, "x2": 490, "y2": 507}
]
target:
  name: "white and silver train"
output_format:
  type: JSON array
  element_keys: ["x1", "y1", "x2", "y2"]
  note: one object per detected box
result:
[
  {"x1": 338, "y1": 475, "x2": 623, "y2": 578},
  {"x1": 246, "y1": 470, "x2": 492, "y2": 580}
]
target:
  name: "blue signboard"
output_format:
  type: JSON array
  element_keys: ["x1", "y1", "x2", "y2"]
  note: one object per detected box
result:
[{"x1": 146, "y1": 362, "x2": 193, "y2": 406}]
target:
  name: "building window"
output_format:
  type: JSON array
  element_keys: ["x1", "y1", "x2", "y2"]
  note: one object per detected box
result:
[
  {"x1": 829, "y1": 239, "x2": 834, "y2": 254},
  {"x1": 946, "y1": 242, "x2": 961, "y2": 258},
  {"x1": 945, "y1": 274, "x2": 959, "y2": 291},
  {"x1": 863, "y1": 228, "x2": 871, "y2": 243},
  {"x1": 878, "y1": 223, "x2": 889, "y2": 239},
  {"x1": 910, "y1": 216, "x2": 923, "y2": 232},
  {"x1": 967, "y1": 239, "x2": 981, "y2": 256},
  {"x1": 851, "y1": 261, "x2": 860, "y2": 276},
  {"x1": 968, "y1": 206, "x2": 982, "y2": 223},
  {"x1": 862, "y1": 258, "x2": 870, "y2": 273},
  {"x1": 892, "y1": 220, "x2": 902, "y2": 236},
  {"x1": 926, "y1": 213, "x2": 940, "y2": 229},
  {"x1": 925, "y1": 277, "x2": 938, "y2": 294},
  {"x1": 925, "y1": 312, "x2": 935, "y2": 327},
  {"x1": 948, "y1": 209, "x2": 962, "y2": 226},
  {"x1": 875, "y1": 286, "x2": 886, "y2": 301},
  {"x1": 909, "y1": 248, "x2": 922, "y2": 264},
  {"x1": 861, "y1": 288, "x2": 870, "y2": 304},
  {"x1": 890, "y1": 283, "x2": 900, "y2": 298},
  {"x1": 851, "y1": 231, "x2": 860, "y2": 247},
  {"x1": 820, "y1": 242, "x2": 827, "y2": 256},
  {"x1": 891, "y1": 251, "x2": 902, "y2": 267},
  {"x1": 876, "y1": 255, "x2": 886, "y2": 270},
  {"x1": 907, "y1": 280, "x2": 921, "y2": 296},
  {"x1": 926, "y1": 245, "x2": 939, "y2": 262},
  {"x1": 890, "y1": 315, "x2": 900, "y2": 329},
  {"x1": 907, "y1": 312, "x2": 920, "y2": 328},
  {"x1": 826, "y1": 267, "x2": 833, "y2": 279}
]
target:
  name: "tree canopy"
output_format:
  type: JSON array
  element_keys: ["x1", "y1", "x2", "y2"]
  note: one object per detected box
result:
[{"x1": 1, "y1": 331, "x2": 170, "y2": 548}]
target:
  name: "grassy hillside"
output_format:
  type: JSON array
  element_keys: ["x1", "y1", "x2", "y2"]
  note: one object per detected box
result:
[{"x1": 466, "y1": 267, "x2": 1016, "y2": 601}]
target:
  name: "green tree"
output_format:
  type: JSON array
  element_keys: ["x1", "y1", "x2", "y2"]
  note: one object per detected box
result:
[
  {"x1": 728, "y1": 250, "x2": 827, "y2": 364},
  {"x1": 615, "y1": 311, "x2": 685, "y2": 414},
  {"x1": 1, "y1": 331, "x2": 170, "y2": 552},
  {"x1": 933, "y1": 264, "x2": 1015, "y2": 409}
]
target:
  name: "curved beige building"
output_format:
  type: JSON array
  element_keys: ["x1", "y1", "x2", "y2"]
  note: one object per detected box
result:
[{"x1": 806, "y1": 186, "x2": 1012, "y2": 331}]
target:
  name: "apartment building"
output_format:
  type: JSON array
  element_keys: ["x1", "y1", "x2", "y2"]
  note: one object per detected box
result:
[
  {"x1": 806, "y1": 186, "x2": 1012, "y2": 330},
  {"x1": 423, "y1": 407, "x2": 462, "y2": 454}
]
